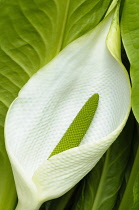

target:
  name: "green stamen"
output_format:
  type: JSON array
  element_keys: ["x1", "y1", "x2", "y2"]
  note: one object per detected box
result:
[{"x1": 49, "y1": 93, "x2": 99, "y2": 158}]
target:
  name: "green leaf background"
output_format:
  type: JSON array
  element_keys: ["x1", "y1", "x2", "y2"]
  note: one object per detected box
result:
[
  {"x1": 121, "y1": 0, "x2": 139, "y2": 122},
  {"x1": 1, "y1": 0, "x2": 139, "y2": 209},
  {"x1": 117, "y1": 122, "x2": 139, "y2": 210},
  {"x1": 118, "y1": 1, "x2": 139, "y2": 208}
]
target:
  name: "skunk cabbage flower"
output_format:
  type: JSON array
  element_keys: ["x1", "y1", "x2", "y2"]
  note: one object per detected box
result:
[{"x1": 5, "y1": 6, "x2": 131, "y2": 210}]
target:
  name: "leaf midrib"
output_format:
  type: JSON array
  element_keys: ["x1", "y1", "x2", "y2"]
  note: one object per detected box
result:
[{"x1": 56, "y1": 0, "x2": 70, "y2": 54}]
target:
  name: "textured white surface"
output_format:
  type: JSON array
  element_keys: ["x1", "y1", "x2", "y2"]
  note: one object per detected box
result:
[{"x1": 5, "y1": 10, "x2": 131, "y2": 210}]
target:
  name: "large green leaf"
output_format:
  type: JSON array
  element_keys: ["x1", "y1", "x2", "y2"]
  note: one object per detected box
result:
[
  {"x1": 118, "y1": 123, "x2": 139, "y2": 210},
  {"x1": 121, "y1": 0, "x2": 139, "y2": 122},
  {"x1": 0, "y1": 0, "x2": 112, "y2": 208}
]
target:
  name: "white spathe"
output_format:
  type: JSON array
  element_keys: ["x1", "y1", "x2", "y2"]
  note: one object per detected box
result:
[{"x1": 5, "y1": 8, "x2": 131, "y2": 210}]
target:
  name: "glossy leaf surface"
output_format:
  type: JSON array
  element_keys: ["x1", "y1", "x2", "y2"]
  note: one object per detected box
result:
[{"x1": 121, "y1": 0, "x2": 139, "y2": 122}]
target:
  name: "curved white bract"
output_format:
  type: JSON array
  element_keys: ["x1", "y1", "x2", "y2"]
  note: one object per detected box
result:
[{"x1": 5, "y1": 7, "x2": 131, "y2": 210}]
